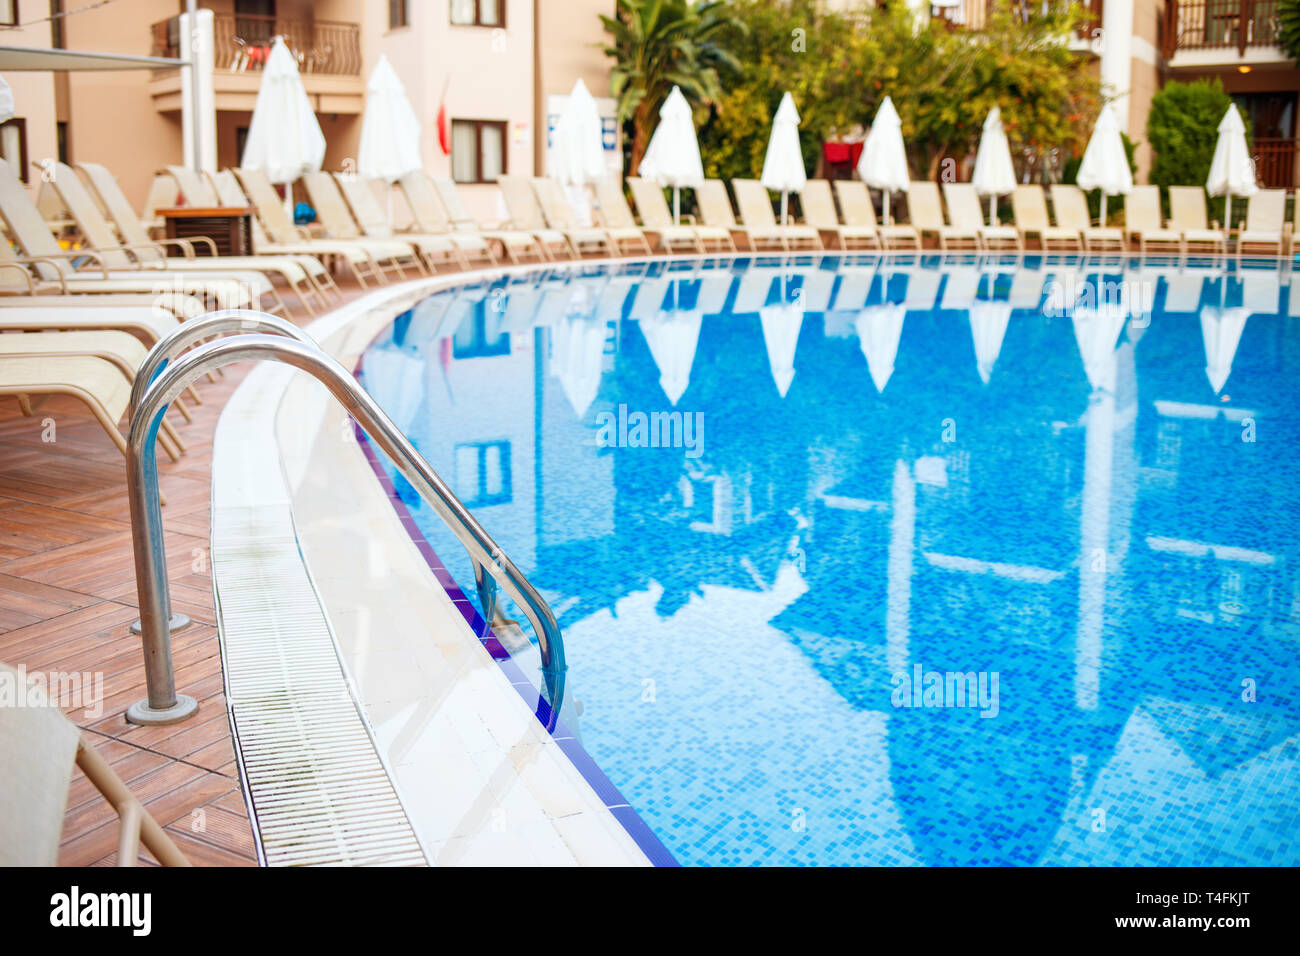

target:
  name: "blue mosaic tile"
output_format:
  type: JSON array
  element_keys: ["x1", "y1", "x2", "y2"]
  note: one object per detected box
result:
[{"x1": 357, "y1": 256, "x2": 1300, "y2": 866}]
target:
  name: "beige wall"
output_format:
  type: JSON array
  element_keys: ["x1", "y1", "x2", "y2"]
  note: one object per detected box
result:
[
  {"x1": 539, "y1": 1, "x2": 613, "y2": 103},
  {"x1": 380, "y1": 0, "x2": 539, "y2": 222},
  {"x1": 0, "y1": 13, "x2": 65, "y2": 194},
  {"x1": 61, "y1": 0, "x2": 184, "y2": 208}
]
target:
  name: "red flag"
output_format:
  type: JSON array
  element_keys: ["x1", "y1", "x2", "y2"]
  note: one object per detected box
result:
[
  {"x1": 436, "y1": 103, "x2": 450, "y2": 156},
  {"x1": 436, "y1": 77, "x2": 451, "y2": 155}
]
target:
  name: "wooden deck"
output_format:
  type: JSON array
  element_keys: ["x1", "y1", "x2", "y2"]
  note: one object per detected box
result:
[{"x1": 0, "y1": 281, "x2": 378, "y2": 866}]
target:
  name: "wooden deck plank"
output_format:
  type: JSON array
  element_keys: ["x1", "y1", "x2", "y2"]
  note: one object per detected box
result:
[{"x1": 1, "y1": 283, "x2": 383, "y2": 867}]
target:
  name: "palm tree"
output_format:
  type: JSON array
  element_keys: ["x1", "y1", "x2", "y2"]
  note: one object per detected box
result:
[{"x1": 601, "y1": 0, "x2": 743, "y2": 175}]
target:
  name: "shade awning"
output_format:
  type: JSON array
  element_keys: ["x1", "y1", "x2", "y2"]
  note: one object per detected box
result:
[{"x1": 0, "y1": 46, "x2": 186, "y2": 71}]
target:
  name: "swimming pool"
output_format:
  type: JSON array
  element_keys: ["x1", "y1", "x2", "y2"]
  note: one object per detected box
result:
[{"x1": 358, "y1": 254, "x2": 1300, "y2": 867}]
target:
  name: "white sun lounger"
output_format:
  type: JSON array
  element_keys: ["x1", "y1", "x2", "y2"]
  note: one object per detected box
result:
[
  {"x1": 0, "y1": 660, "x2": 190, "y2": 866},
  {"x1": 0, "y1": 159, "x2": 260, "y2": 311},
  {"x1": 391, "y1": 171, "x2": 499, "y2": 266},
  {"x1": 625, "y1": 178, "x2": 735, "y2": 254},
  {"x1": 41, "y1": 160, "x2": 289, "y2": 314},
  {"x1": 833, "y1": 180, "x2": 921, "y2": 250},
  {"x1": 77, "y1": 161, "x2": 333, "y2": 315}
]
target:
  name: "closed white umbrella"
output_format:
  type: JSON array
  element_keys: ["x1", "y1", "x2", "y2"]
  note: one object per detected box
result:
[
  {"x1": 971, "y1": 107, "x2": 1016, "y2": 226},
  {"x1": 640, "y1": 310, "x2": 702, "y2": 406},
  {"x1": 639, "y1": 85, "x2": 704, "y2": 226},
  {"x1": 358, "y1": 55, "x2": 422, "y2": 225},
  {"x1": 760, "y1": 91, "x2": 806, "y2": 228},
  {"x1": 1075, "y1": 105, "x2": 1132, "y2": 225},
  {"x1": 241, "y1": 38, "x2": 326, "y2": 217},
  {"x1": 1206, "y1": 104, "x2": 1258, "y2": 241},
  {"x1": 968, "y1": 301, "x2": 1011, "y2": 385},
  {"x1": 549, "y1": 78, "x2": 607, "y2": 226},
  {"x1": 550, "y1": 314, "x2": 608, "y2": 419},
  {"x1": 1071, "y1": 290, "x2": 1128, "y2": 392},
  {"x1": 759, "y1": 280, "x2": 804, "y2": 398},
  {"x1": 855, "y1": 303, "x2": 906, "y2": 393},
  {"x1": 358, "y1": 55, "x2": 421, "y2": 182},
  {"x1": 1200, "y1": 305, "x2": 1248, "y2": 394},
  {"x1": 633, "y1": 277, "x2": 701, "y2": 405},
  {"x1": 0, "y1": 76, "x2": 14, "y2": 124},
  {"x1": 858, "y1": 97, "x2": 910, "y2": 226}
]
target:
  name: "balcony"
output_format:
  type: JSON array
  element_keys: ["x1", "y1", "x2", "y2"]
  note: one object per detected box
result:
[
  {"x1": 1162, "y1": 1, "x2": 1290, "y2": 64},
  {"x1": 151, "y1": 12, "x2": 361, "y2": 75},
  {"x1": 931, "y1": 1, "x2": 1103, "y2": 47},
  {"x1": 147, "y1": 12, "x2": 364, "y2": 115},
  {"x1": 1253, "y1": 137, "x2": 1298, "y2": 189}
]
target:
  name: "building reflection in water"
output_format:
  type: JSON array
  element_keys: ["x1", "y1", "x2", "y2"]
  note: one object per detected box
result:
[{"x1": 359, "y1": 256, "x2": 1300, "y2": 866}]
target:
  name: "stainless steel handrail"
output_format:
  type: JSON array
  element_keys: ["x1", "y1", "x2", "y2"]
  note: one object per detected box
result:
[
  {"x1": 128, "y1": 308, "x2": 316, "y2": 421},
  {"x1": 125, "y1": 317, "x2": 567, "y2": 727},
  {"x1": 124, "y1": 310, "x2": 315, "y2": 641}
]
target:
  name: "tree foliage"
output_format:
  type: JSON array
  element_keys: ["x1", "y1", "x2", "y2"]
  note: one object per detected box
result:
[
  {"x1": 601, "y1": 0, "x2": 744, "y2": 174},
  {"x1": 695, "y1": 1, "x2": 1099, "y2": 183},
  {"x1": 1280, "y1": 0, "x2": 1300, "y2": 63}
]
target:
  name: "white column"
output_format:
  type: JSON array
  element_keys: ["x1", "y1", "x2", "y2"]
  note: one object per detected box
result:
[
  {"x1": 1099, "y1": 0, "x2": 1134, "y2": 130},
  {"x1": 180, "y1": 9, "x2": 217, "y2": 173}
]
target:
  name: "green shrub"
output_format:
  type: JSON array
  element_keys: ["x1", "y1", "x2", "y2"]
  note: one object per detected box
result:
[
  {"x1": 1147, "y1": 79, "x2": 1235, "y2": 219},
  {"x1": 1280, "y1": 0, "x2": 1300, "y2": 63}
]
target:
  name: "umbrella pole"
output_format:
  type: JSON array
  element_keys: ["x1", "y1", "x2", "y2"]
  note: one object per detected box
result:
[
  {"x1": 780, "y1": 190, "x2": 788, "y2": 226},
  {"x1": 1224, "y1": 188, "x2": 1233, "y2": 247},
  {"x1": 673, "y1": 187, "x2": 680, "y2": 227},
  {"x1": 1099, "y1": 192, "x2": 1107, "y2": 227},
  {"x1": 884, "y1": 189, "x2": 891, "y2": 227},
  {"x1": 988, "y1": 194, "x2": 996, "y2": 227}
]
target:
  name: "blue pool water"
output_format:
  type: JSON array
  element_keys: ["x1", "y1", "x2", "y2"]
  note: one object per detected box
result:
[{"x1": 359, "y1": 254, "x2": 1300, "y2": 867}]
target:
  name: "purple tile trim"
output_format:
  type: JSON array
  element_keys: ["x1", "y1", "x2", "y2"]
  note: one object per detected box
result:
[
  {"x1": 349, "y1": 349, "x2": 677, "y2": 867},
  {"x1": 609, "y1": 806, "x2": 681, "y2": 868}
]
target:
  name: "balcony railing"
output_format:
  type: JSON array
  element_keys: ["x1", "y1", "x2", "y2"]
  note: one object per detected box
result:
[
  {"x1": 932, "y1": 1, "x2": 1103, "y2": 40},
  {"x1": 1253, "y1": 137, "x2": 1297, "y2": 188},
  {"x1": 1161, "y1": 1, "x2": 1283, "y2": 57},
  {"x1": 151, "y1": 12, "x2": 361, "y2": 75}
]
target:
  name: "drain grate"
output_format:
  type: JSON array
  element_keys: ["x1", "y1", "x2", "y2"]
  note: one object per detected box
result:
[{"x1": 211, "y1": 367, "x2": 427, "y2": 867}]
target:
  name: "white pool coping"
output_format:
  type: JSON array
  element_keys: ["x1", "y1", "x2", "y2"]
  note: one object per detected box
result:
[{"x1": 213, "y1": 264, "x2": 658, "y2": 866}]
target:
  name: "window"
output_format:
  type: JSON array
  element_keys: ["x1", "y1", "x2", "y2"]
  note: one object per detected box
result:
[
  {"x1": 454, "y1": 442, "x2": 512, "y2": 508},
  {"x1": 0, "y1": 2, "x2": 17, "y2": 28},
  {"x1": 451, "y1": 119, "x2": 506, "y2": 184},
  {"x1": 450, "y1": 0, "x2": 502, "y2": 27},
  {"x1": 452, "y1": 303, "x2": 511, "y2": 358},
  {"x1": 388, "y1": 0, "x2": 408, "y2": 29},
  {"x1": 0, "y1": 119, "x2": 27, "y2": 183}
]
